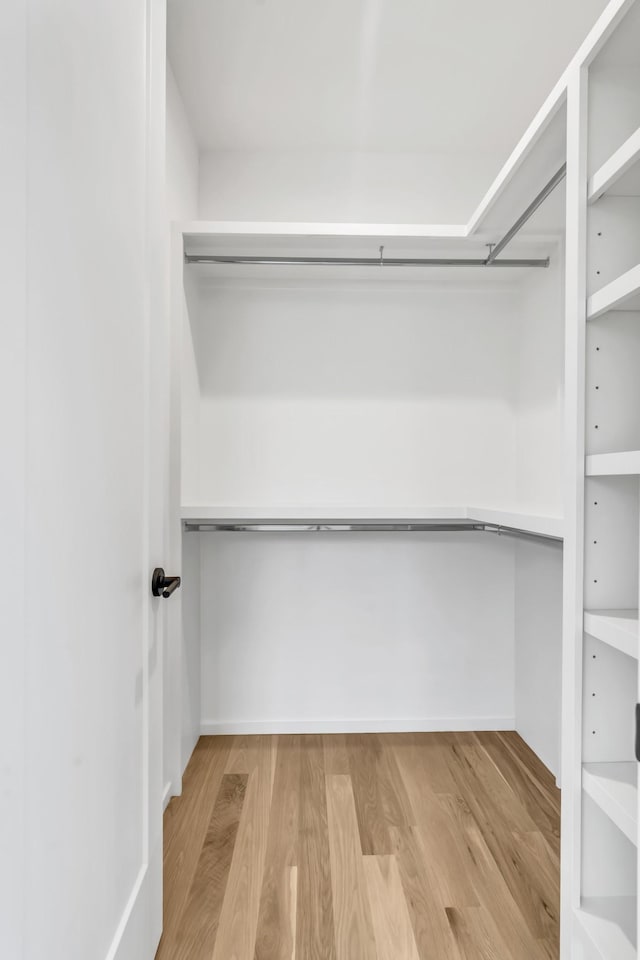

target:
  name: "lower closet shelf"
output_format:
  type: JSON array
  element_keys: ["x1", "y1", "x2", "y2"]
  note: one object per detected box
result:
[
  {"x1": 576, "y1": 898, "x2": 636, "y2": 960},
  {"x1": 583, "y1": 763, "x2": 638, "y2": 846}
]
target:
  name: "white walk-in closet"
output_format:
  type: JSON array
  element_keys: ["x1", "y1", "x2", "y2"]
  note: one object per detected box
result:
[
  {"x1": 161, "y1": 1, "x2": 640, "y2": 959},
  {"x1": 17, "y1": 0, "x2": 640, "y2": 958}
]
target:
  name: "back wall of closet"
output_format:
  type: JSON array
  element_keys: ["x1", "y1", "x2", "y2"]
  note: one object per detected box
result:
[
  {"x1": 179, "y1": 256, "x2": 564, "y2": 775},
  {"x1": 199, "y1": 531, "x2": 517, "y2": 732},
  {"x1": 197, "y1": 151, "x2": 504, "y2": 224},
  {"x1": 187, "y1": 280, "x2": 520, "y2": 506}
]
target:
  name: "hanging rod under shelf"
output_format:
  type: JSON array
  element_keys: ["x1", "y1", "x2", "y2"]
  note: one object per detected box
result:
[
  {"x1": 182, "y1": 520, "x2": 562, "y2": 543},
  {"x1": 486, "y1": 162, "x2": 566, "y2": 264},
  {"x1": 184, "y1": 165, "x2": 566, "y2": 270},
  {"x1": 185, "y1": 254, "x2": 551, "y2": 268}
]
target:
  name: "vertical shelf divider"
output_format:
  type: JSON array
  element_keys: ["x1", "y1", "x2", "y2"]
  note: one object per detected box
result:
[{"x1": 562, "y1": 62, "x2": 590, "y2": 959}]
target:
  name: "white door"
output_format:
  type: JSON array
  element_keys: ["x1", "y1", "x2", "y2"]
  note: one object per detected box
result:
[{"x1": 0, "y1": 2, "x2": 168, "y2": 958}]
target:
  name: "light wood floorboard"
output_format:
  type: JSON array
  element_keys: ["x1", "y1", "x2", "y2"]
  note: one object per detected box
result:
[
  {"x1": 158, "y1": 732, "x2": 560, "y2": 960},
  {"x1": 326, "y1": 775, "x2": 377, "y2": 960},
  {"x1": 166, "y1": 774, "x2": 247, "y2": 960},
  {"x1": 363, "y1": 855, "x2": 421, "y2": 960}
]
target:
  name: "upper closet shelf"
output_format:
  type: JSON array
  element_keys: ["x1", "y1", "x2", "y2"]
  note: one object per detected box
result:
[
  {"x1": 587, "y1": 264, "x2": 640, "y2": 319},
  {"x1": 181, "y1": 221, "x2": 469, "y2": 241},
  {"x1": 182, "y1": 226, "x2": 556, "y2": 277},
  {"x1": 589, "y1": 127, "x2": 640, "y2": 202},
  {"x1": 174, "y1": 0, "x2": 639, "y2": 253},
  {"x1": 179, "y1": 98, "x2": 569, "y2": 256},
  {"x1": 584, "y1": 610, "x2": 639, "y2": 659},
  {"x1": 586, "y1": 450, "x2": 640, "y2": 476}
]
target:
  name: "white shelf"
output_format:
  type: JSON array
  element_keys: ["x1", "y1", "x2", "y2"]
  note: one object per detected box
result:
[
  {"x1": 589, "y1": 127, "x2": 640, "y2": 202},
  {"x1": 180, "y1": 220, "x2": 469, "y2": 241},
  {"x1": 583, "y1": 763, "x2": 638, "y2": 845},
  {"x1": 466, "y1": 506, "x2": 564, "y2": 540},
  {"x1": 181, "y1": 223, "x2": 553, "y2": 283},
  {"x1": 180, "y1": 504, "x2": 470, "y2": 523},
  {"x1": 586, "y1": 450, "x2": 640, "y2": 476},
  {"x1": 576, "y1": 898, "x2": 637, "y2": 960},
  {"x1": 587, "y1": 264, "x2": 640, "y2": 320},
  {"x1": 174, "y1": 0, "x2": 639, "y2": 245},
  {"x1": 181, "y1": 504, "x2": 564, "y2": 539},
  {"x1": 584, "y1": 610, "x2": 639, "y2": 660}
]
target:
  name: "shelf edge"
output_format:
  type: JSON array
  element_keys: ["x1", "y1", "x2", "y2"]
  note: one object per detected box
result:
[
  {"x1": 585, "y1": 450, "x2": 640, "y2": 476},
  {"x1": 588, "y1": 127, "x2": 640, "y2": 201},
  {"x1": 583, "y1": 763, "x2": 638, "y2": 846},
  {"x1": 587, "y1": 263, "x2": 640, "y2": 319},
  {"x1": 583, "y1": 611, "x2": 639, "y2": 659}
]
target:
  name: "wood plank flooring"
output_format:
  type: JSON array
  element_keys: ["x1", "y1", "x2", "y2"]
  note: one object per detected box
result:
[{"x1": 156, "y1": 732, "x2": 560, "y2": 960}]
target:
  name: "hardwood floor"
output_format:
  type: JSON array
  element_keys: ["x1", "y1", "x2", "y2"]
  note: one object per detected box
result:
[{"x1": 156, "y1": 732, "x2": 560, "y2": 960}]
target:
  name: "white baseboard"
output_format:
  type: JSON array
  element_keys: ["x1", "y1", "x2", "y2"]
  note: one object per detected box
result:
[
  {"x1": 106, "y1": 837, "x2": 162, "y2": 960},
  {"x1": 162, "y1": 781, "x2": 173, "y2": 812},
  {"x1": 200, "y1": 716, "x2": 515, "y2": 736}
]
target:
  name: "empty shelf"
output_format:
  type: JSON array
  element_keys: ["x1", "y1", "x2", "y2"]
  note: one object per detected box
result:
[
  {"x1": 466, "y1": 507, "x2": 563, "y2": 539},
  {"x1": 586, "y1": 450, "x2": 640, "y2": 476},
  {"x1": 583, "y1": 763, "x2": 637, "y2": 845},
  {"x1": 589, "y1": 127, "x2": 640, "y2": 201},
  {"x1": 181, "y1": 504, "x2": 564, "y2": 539},
  {"x1": 584, "y1": 611, "x2": 638, "y2": 659},
  {"x1": 576, "y1": 897, "x2": 637, "y2": 960},
  {"x1": 587, "y1": 264, "x2": 640, "y2": 320},
  {"x1": 181, "y1": 504, "x2": 470, "y2": 523}
]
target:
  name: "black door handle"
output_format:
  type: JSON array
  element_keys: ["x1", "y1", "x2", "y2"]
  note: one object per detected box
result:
[{"x1": 152, "y1": 567, "x2": 181, "y2": 598}]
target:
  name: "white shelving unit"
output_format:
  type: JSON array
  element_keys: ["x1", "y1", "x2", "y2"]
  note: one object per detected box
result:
[{"x1": 564, "y1": 1, "x2": 640, "y2": 957}]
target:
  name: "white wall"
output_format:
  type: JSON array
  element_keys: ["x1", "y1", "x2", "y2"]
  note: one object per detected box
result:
[
  {"x1": 166, "y1": 61, "x2": 201, "y2": 793},
  {"x1": 190, "y1": 279, "x2": 520, "y2": 509},
  {"x1": 191, "y1": 275, "x2": 524, "y2": 736},
  {"x1": 180, "y1": 270, "x2": 202, "y2": 506},
  {"x1": 198, "y1": 150, "x2": 503, "y2": 224},
  {"x1": 0, "y1": 3, "x2": 26, "y2": 956},
  {"x1": 514, "y1": 539, "x2": 563, "y2": 779},
  {"x1": 511, "y1": 255, "x2": 564, "y2": 779},
  {"x1": 167, "y1": 64, "x2": 199, "y2": 223},
  {"x1": 515, "y1": 249, "x2": 565, "y2": 517},
  {"x1": 200, "y1": 532, "x2": 516, "y2": 732}
]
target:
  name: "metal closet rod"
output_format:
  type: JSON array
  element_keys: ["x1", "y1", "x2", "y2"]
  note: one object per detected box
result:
[
  {"x1": 184, "y1": 164, "x2": 566, "y2": 270},
  {"x1": 182, "y1": 521, "x2": 561, "y2": 544},
  {"x1": 186, "y1": 254, "x2": 549, "y2": 268}
]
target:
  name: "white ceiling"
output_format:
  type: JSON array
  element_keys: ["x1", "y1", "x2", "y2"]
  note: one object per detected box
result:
[{"x1": 168, "y1": 0, "x2": 608, "y2": 157}]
